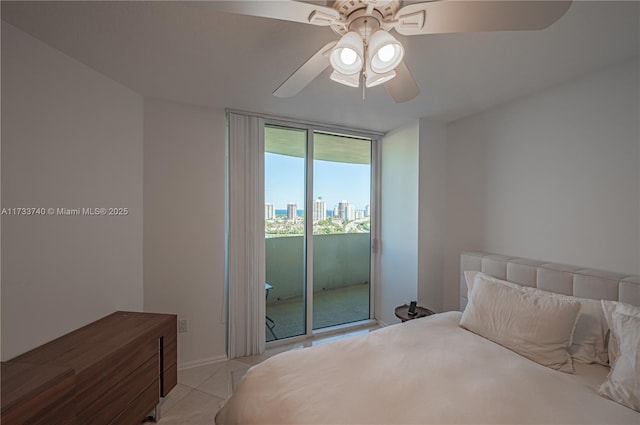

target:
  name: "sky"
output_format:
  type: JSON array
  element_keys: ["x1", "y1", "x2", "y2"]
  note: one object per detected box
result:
[{"x1": 265, "y1": 153, "x2": 371, "y2": 211}]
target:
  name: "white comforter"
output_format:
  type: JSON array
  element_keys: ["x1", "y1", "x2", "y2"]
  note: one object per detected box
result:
[{"x1": 215, "y1": 312, "x2": 639, "y2": 424}]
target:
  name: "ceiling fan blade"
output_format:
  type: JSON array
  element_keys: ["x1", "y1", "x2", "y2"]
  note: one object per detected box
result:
[
  {"x1": 384, "y1": 62, "x2": 420, "y2": 103},
  {"x1": 394, "y1": 1, "x2": 571, "y2": 36},
  {"x1": 274, "y1": 41, "x2": 337, "y2": 98},
  {"x1": 201, "y1": 1, "x2": 340, "y2": 26}
]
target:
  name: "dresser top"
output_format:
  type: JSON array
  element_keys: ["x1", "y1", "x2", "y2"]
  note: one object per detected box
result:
[
  {"x1": 10, "y1": 311, "x2": 176, "y2": 373},
  {"x1": 1, "y1": 361, "x2": 75, "y2": 414}
]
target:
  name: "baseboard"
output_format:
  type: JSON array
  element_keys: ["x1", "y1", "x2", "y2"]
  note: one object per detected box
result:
[{"x1": 178, "y1": 354, "x2": 227, "y2": 371}]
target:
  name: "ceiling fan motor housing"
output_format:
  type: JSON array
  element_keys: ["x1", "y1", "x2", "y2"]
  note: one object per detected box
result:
[
  {"x1": 330, "y1": 0, "x2": 401, "y2": 36},
  {"x1": 347, "y1": 12, "x2": 382, "y2": 42}
]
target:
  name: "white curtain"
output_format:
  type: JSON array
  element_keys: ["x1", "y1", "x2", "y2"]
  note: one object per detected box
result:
[{"x1": 227, "y1": 112, "x2": 266, "y2": 358}]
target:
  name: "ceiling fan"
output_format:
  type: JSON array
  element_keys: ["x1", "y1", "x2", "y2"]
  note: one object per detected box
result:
[{"x1": 208, "y1": 0, "x2": 572, "y2": 103}]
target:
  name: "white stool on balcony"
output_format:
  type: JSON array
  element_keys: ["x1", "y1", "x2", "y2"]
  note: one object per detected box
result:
[{"x1": 265, "y1": 282, "x2": 277, "y2": 340}]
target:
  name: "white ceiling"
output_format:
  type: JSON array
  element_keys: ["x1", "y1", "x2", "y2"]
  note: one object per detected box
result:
[{"x1": 1, "y1": 1, "x2": 638, "y2": 132}]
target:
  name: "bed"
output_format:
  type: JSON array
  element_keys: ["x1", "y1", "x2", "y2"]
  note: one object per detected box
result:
[{"x1": 215, "y1": 252, "x2": 640, "y2": 424}]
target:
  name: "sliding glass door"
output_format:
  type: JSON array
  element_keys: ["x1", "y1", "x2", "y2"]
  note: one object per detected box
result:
[
  {"x1": 264, "y1": 124, "x2": 375, "y2": 341},
  {"x1": 264, "y1": 126, "x2": 307, "y2": 341},
  {"x1": 312, "y1": 132, "x2": 371, "y2": 329}
]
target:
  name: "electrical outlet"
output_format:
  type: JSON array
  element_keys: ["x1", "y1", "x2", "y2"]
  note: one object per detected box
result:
[{"x1": 178, "y1": 319, "x2": 189, "y2": 333}]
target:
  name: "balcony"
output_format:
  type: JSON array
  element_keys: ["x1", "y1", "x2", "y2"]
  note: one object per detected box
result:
[{"x1": 265, "y1": 233, "x2": 370, "y2": 342}]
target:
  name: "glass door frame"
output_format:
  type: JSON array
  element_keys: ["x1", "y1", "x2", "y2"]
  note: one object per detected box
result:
[{"x1": 264, "y1": 117, "x2": 382, "y2": 342}]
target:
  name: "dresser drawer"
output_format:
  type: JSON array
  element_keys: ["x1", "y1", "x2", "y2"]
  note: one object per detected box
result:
[
  {"x1": 1, "y1": 362, "x2": 76, "y2": 425},
  {"x1": 74, "y1": 337, "x2": 158, "y2": 415},
  {"x1": 108, "y1": 380, "x2": 159, "y2": 425},
  {"x1": 79, "y1": 355, "x2": 159, "y2": 425},
  {"x1": 32, "y1": 398, "x2": 77, "y2": 425}
]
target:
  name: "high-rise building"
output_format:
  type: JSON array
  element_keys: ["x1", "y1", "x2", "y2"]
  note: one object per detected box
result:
[
  {"x1": 265, "y1": 203, "x2": 274, "y2": 220},
  {"x1": 355, "y1": 210, "x2": 364, "y2": 220},
  {"x1": 287, "y1": 203, "x2": 297, "y2": 221},
  {"x1": 338, "y1": 200, "x2": 348, "y2": 220},
  {"x1": 364, "y1": 204, "x2": 370, "y2": 217},
  {"x1": 344, "y1": 204, "x2": 356, "y2": 221},
  {"x1": 333, "y1": 205, "x2": 339, "y2": 217},
  {"x1": 313, "y1": 197, "x2": 326, "y2": 222}
]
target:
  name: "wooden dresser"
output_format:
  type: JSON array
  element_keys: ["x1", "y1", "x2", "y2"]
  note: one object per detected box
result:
[
  {"x1": 2, "y1": 311, "x2": 177, "y2": 425},
  {"x1": 1, "y1": 362, "x2": 76, "y2": 425}
]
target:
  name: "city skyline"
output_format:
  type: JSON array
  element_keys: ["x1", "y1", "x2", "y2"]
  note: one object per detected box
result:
[
  {"x1": 265, "y1": 152, "x2": 371, "y2": 211},
  {"x1": 266, "y1": 199, "x2": 370, "y2": 219},
  {"x1": 265, "y1": 201, "x2": 370, "y2": 213}
]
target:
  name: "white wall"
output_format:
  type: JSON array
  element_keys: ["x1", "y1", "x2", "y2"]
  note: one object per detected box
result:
[
  {"x1": 417, "y1": 119, "x2": 447, "y2": 312},
  {"x1": 143, "y1": 98, "x2": 226, "y2": 367},
  {"x1": 379, "y1": 122, "x2": 419, "y2": 325},
  {"x1": 443, "y1": 59, "x2": 640, "y2": 311},
  {"x1": 1, "y1": 23, "x2": 144, "y2": 360},
  {"x1": 1, "y1": 24, "x2": 227, "y2": 365}
]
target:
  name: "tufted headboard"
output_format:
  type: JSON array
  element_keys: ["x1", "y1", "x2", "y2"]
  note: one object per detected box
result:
[{"x1": 460, "y1": 252, "x2": 640, "y2": 310}]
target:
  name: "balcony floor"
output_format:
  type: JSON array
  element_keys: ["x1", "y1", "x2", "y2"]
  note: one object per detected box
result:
[{"x1": 266, "y1": 283, "x2": 370, "y2": 342}]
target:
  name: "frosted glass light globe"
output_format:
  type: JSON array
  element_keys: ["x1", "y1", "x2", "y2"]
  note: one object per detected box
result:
[
  {"x1": 329, "y1": 31, "x2": 364, "y2": 76},
  {"x1": 369, "y1": 30, "x2": 404, "y2": 74},
  {"x1": 340, "y1": 48, "x2": 357, "y2": 66},
  {"x1": 377, "y1": 44, "x2": 395, "y2": 63}
]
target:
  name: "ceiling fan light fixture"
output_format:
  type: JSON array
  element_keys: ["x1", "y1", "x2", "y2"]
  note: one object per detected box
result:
[
  {"x1": 368, "y1": 29, "x2": 404, "y2": 74},
  {"x1": 377, "y1": 44, "x2": 396, "y2": 62},
  {"x1": 365, "y1": 57, "x2": 396, "y2": 88},
  {"x1": 365, "y1": 70, "x2": 396, "y2": 88},
  {"x1": 340, "y1": 48, "x2": 358, "y2": 66},
  {"x1": 330, "y1": 31, "x2": 364, "y2": 75},
  {"x1": 330, "y1": 70, "x2": 360, "y2": 88}
]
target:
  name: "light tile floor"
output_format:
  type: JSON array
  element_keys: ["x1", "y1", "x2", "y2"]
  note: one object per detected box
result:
[{"x1": 144, "y1": 324, "x2": 380, "y2": 425}]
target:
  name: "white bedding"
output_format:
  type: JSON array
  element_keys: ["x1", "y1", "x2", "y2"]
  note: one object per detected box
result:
[{"x1": 215, "y1": 312, "x2": 640, "y2": 424}]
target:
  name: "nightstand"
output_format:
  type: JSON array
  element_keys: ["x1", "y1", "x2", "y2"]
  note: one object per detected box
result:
[{"x1": 394, "y1": 304, "x2": 435, "y2": 322}]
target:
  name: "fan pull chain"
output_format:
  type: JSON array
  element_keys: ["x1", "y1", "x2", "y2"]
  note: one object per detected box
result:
[{"x1": 363, "y1": 23, "x2": 368, "y2": 102}]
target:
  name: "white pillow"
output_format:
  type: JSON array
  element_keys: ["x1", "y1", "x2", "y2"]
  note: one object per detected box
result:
[
  {"x1": 569, "y1": 299, "x2": 609, "y2": 365},
  {"x1": 460, "y1": 276, "x2": 581, "y2": 373},
  {"x1": 466, "y1": 272, "x2": 608, "y2": 365},
  {"x1": 598, "y1": 312, "x2": 640, "y2": 412},
  {"x1": 601, "y1": 300, "x2": 640, "y2": 366},
  {"x1": 463, "y1": 270, "x2": 479, "y2": 296}
]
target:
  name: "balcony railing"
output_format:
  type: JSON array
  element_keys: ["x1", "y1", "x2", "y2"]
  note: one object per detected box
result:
[
  {"x1": 265, "y1": 233, "x2": 370, "y2": 341},
  {"x1": 266, "y1": 233, "x2": 370, "y2": 302}
]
